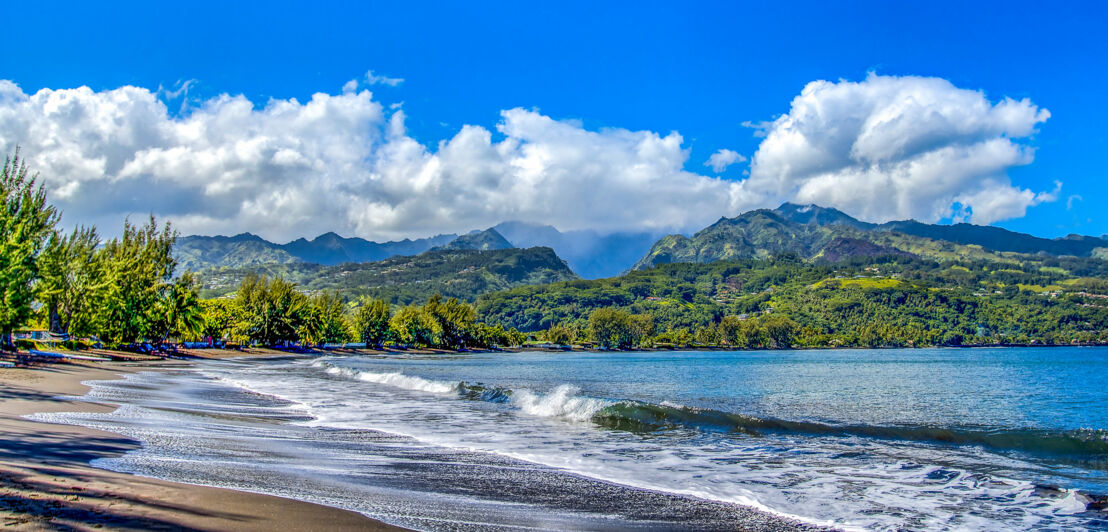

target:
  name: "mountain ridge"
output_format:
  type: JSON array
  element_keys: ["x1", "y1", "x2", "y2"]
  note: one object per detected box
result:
[
  {"x1": 178, "y1": 223, "x2": 661, "y2": 279},
  {"x1": 632, "y1": 203, "x2": 1108, "y2": 270},
  {"x1": 195, "y1": 246, "x2": 578, "y2": 304},
  {"x1": 178, "y1": 203, "x2": 1108, "y2": 278}
]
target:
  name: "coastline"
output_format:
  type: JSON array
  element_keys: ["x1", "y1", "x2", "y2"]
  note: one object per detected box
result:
[
  {"x1": 0, "y1": 358, "x2": 403, "y2": 531},
  {"x1": 0, "y1": 353, "x2": 841, "y2": 531}
]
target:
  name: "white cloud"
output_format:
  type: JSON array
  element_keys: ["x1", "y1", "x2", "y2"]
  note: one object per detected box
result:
[
  {"x1": 0, "y1": 73, "x2": 1058, "y2": 243},
  {"x1": 364, "y1": 70, "x2": 404, "y2": 87},
  {"x1": 705, "y1": 148, "x2": 746, "y2": 173},
  {"x1": 743, "y1": 73, "x2": 1054, "y2": 224},
  {"x1": 0, "y1": 80, "x2": 746, "y2": 241}
]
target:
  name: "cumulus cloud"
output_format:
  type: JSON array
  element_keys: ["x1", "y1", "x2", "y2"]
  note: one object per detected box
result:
[
  {"x1": 0, "y1": 73, "x2": 1057, "y2": 242},
  {"x1": 743, "y1": 73, "x2": 1054, "y2": 224},
  {"x1": 0, "y1": 80, "x2": 746, "y2": 241},
  {"x1": 705, "y1": 149, "x2": 746, "y2": 173}
]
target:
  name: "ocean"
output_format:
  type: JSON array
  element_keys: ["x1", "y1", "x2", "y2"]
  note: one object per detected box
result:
[{"x1": 32, "y1": 348, "x2": 1108, "y2": 530}]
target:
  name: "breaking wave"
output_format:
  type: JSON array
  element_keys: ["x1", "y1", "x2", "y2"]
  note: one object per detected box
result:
[{"x1": 314, "y1": 361, "x2": 1108, "y2": 461}]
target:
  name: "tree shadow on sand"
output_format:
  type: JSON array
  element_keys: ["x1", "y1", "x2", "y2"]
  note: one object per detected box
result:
[{"x1": 1, "y1": 463, "x2": 268, "y2": 531}]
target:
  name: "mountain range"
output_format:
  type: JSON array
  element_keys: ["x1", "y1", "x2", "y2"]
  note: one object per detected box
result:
[
  {"x1": 196, "y1": 246, "x2": 577, "y2": 304},
  {"x1": 177, "y1": 224, "x2": 660, "y2": 279},
  {"x1": 174, "y1": 231, "x2": 457, "y2": 273},
  {"x1": 180, "y1": 203, "x2": 1108, "y2": 293},
  {"x1": 632, "y1": 203, "x2": 1108, "y2": 270}
]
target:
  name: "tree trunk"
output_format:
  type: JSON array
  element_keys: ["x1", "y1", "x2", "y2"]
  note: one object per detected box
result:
[{"x1": 49, "y1": 303, "x2": 63, "y2": 334}]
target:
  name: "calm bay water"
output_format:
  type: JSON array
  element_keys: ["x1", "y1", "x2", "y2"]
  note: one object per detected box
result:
[{"x1": 34, "y1": 347, "x2": 1108, "y2": 530}]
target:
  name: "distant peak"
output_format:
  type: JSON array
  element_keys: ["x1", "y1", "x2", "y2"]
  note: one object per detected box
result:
[
  {"x1": 438, "y1": 227, "x2": 515, "y2": 251},
  {"x1": 228, "y1": 232, "x2": 265, "y2": 242}
]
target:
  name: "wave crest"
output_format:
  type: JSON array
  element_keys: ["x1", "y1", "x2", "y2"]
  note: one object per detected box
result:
[
  {"x1": 314, "y1": 360, "x2": 1108, "y2": 459},
  {"x1": 324, "y1": 365, "x2": 459, "y2": 394},
  {"x1": 511, "y1": 385, "x2": 611, "y2": 422},
  {"x1": 595, "y1": 402, "x2": 1108, "y2": 459}
]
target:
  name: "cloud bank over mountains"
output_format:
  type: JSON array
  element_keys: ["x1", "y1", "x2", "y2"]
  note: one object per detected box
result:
[
  {"x1": 744, "y1": 73, "x2": 1054, "y2": 225},
  {"x1": 0, "y1": 74, "x2": 1054, "y2": 241}
]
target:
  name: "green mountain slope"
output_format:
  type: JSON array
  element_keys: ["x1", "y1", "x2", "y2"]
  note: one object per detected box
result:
[
  {"x1": 196, "y1": 246, "x2": 578, "y2": 304},
  {"x1": 176, "y1": 232, "x2": 457, "y2": 271},
  {"x1": 632, "y1": 209, "x2": 868, "y2": 269},
  {"x1": 439, "y1": 228, "x2": 514, "y2": 251},
  {"x1": 632, "y1": 203, "x2": 1108, "y2": 271},
  {"x1": 477, "y1": 253, "x2": 1108, "y2": 346},
  {"x1": 175, "y1": 233, "x2": 300, "y2": 272}
]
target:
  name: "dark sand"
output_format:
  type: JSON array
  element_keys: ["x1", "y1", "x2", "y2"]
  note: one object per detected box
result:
[
  {"x1": 0, "y1": 359, "x2": 402, "y2": 531},
  {"x1": 1, "y1": 352, "x2": 832, "y2": 531}
]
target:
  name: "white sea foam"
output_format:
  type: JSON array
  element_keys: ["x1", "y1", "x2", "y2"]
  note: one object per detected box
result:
[
  {"x1": 116, "y1": 356, "x2": 1103, "y2": 531},
  {"x1": 321, "y1": 363, "x2": 609, "y2": 423},
  {"x1": 510, "y1": 384, "x2": 610, "y2": 422},
  {"x1": 323, "y1": 365, "x2": 460, "y2": 394}
]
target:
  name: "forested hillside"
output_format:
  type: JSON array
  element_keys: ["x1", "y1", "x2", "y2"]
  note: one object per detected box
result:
[
  {"x1": 478, "y1": 252, "x2": 1108, "y2": 348},
  {"x1": 196, "y1": 247, "x2": 578, "y2": 304},
  {"x1": 176, "y1": 231, "x2": 457, "y2": 271},
  {"x1": 632, "y1": 204, "x2": 1108, "y2": 270}
]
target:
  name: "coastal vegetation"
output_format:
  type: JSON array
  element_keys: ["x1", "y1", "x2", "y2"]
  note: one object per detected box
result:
[
  {"x1": 4, "y1": 150, "x2": 1108, "y2": 353},
  {"x1": 193, "y1": 245, "x2": 577, "y2": 303},
  {"x1": 0, "y1": 152, "x2": 524, "y2": 352},
  {"x1": 480, "y1": 254, "x2": 1108, "y2": 348}
]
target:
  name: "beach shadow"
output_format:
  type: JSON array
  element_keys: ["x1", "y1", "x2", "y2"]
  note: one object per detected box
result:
[
  {"x1": 1, "y1": 464, "x2": 265, "y2": 529},
  {"x1": 0, "y1": 386, "x2": 59, "y2": 402},
  {"x1": 0, "y1": 482, "x2": 211, "y2": 531},
  {"x1": 0, "y1": 429, "x2": 134, "y2": 464}
]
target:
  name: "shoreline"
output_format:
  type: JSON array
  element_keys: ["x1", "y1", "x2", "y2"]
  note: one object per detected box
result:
[
  {"x1": 1, "y1": 354, "x2": 839, "y2": 531},
  {"x1": 0, "y1": 357, "x2": 403, "y2": 531}
]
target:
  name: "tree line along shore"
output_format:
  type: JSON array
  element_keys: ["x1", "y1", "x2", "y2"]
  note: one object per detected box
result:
[{"x1": 4, "y1": 150, "x2": 1108, "y2": 357}]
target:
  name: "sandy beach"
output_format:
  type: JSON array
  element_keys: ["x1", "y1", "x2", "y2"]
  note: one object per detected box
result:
[{"x1": 0, "y1": 357, "x2": 402, "y2": 531}]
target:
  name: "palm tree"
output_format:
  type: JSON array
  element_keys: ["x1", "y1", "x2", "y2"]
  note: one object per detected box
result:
[{"x1": 158, "y1": 273, "x2": 204, "y2": 344}]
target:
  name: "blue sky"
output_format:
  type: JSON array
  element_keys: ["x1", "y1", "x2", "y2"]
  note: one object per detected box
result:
[{"x1": 0, "y1": 1, "x2": 1105, "y2": 240}]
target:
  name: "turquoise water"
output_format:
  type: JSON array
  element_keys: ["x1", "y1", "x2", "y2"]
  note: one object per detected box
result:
[{"x1": 37, "y1": 347, "x2": 1108, "y2": 530}]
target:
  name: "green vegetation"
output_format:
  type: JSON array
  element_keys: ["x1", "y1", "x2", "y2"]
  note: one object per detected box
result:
[
  {"x1": 31, "y1": 214, "x2": 195, "y2": 348},
  {"x1": 439, "y1": 228, "x2": 513, "y2": 251},
  {"x1": 2, "y1": 151, "x2": 205, "y2": 350},
  {"x1": 193, "y1": 246, "x2": 578, "y2": 303},
  {"x1": 479, "y1": 254, "x2": 1108, "y2": 348},
  {"x1": 0, "y1": 152, "x2": 58, "y2": 345},
  {"x1": 350, "y1": 297, "x2": 390, "y2": 347},
  {"x1": 631, "y1": 205, "x2": 1107, "y2": 272},
  {"x1": 7, "y1": 149, "x2": 1108, "y2": 354},
  {"x1": 213, "y1": 273, "x2": 521, "y2": 349}
]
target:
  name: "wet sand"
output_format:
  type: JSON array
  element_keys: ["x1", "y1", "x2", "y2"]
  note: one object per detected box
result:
[
  {"x1": 0, "y1": 359, "x2": 402, "y2": 531},
  {"x1": 2, "y1": 353, "x2": 833, "y2": 531}
]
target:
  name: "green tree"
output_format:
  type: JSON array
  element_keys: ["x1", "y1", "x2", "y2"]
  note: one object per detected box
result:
[
  {"x1": 389, "y1": 305, "x2": 433, "y2": 346},
  {"x1": 422, "y1": 294, "x2": 477, "y2": 348},
  {"x1": 544, "y1": 324, "x2": 573, "y2": 345},
  {"x1": 474, "y1": 323, "x2": 512, "y2": 348},
  {"x1": 234, "y1": 274, "x2": 308, "y2": 346},
  {"x1": 718, "y1": 315, "x2": 745, "y2": 346},
  {"x1": 588, "y1": 308, "x2": 633, "y2": 349},
  {"x1": 350, "y1": 297, "x2": 391, "y2": 347},
  {"x1": 0, "y1": 152, "x2": 59, "y2": 346},
  {"x1": 154, "y1": 272, "x2": 204, "y2": 343},
  {"x1": 37, "y1": 226, "x2": 102, "y2": 336},
  {"x1": 300, "y1": 291, "x2": 350, "y2": 346},
  {"x1": 628, "y1": 314, "x2": 655, "y2": 348},
  {"x1": 695, "y1": 323, "x2": 721, "y2": 345},
  {"x1": 95, "y1": 217, "x2": 177, "y2": 345},
  {"x1": 200, "y1": 299, "x2": 235, "y2": 343},
  {"x1": 760, "y1": 315, "x2": 799, "y2": 349}
]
